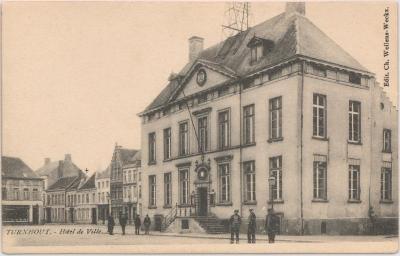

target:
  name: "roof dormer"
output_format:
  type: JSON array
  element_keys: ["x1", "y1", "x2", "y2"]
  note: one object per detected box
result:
[{"x1": 247, "y1": 36, "x2": 274, "y2": 64}]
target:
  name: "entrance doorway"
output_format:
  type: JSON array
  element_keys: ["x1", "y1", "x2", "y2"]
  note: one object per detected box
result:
[
  {"x1": 32, "y1": 205, "x2": 39, "y2": 224},
  {"x1": 91, "y1": 208, "x2": 97, "y2": 224},
  {"x1": 197, "y1": 187, "x2": 208, "y2": 216},
  {"x1": 46, "y1": 208, "x2": 52, "y2": 223}
]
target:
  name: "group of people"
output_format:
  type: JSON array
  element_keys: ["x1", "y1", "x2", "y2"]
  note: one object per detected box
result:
[
  {"x1": 229, "y1": 208, "x2": 279, "y2": 244},
  {"x1": 107, "y1": 212, "x2": 151, "y2": 236}
]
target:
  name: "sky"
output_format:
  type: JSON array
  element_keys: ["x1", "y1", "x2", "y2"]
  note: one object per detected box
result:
[{"x1": 3, "y1": 1, "x2": 397, "y2": 174}]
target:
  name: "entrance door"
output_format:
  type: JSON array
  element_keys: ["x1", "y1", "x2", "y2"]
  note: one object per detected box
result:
[
  {"x1": 197, "y1": 187, "x2": 208, "y2": 216},
  {"x1": 46, "y1": 208, "x2": 51, "y2": 223},
  {"x1": 69, "y1": 208, "x2": 74, "y2": 223},
  {"x1": 91, "y1": 208, "x2": 97, "y2": 224},
  {"x1": 32, "y1": 206, "x2": 39, "y2": 224}
]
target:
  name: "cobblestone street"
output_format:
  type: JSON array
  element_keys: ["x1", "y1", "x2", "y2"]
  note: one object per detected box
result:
[{"x1": 2, "y1": 225, "x2": 398, "y2": 253}]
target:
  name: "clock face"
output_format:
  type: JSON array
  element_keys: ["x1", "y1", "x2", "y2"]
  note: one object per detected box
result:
[
  {"x1": 196, "y1": 69, "x2": 207, "y2": 86},
  {"x1": 198, "y1": 167, "x2": 208, "y2": 180}
]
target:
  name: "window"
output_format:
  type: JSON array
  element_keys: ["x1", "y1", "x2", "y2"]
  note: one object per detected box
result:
[
  {"x1": 179, "y1": 170, "x2": 189, "y2": 205},
  {"x1": 243, "y1": 105, "x2": 255, "y2": 144},
  {"x1": 313, "y1": 155, "x2": 327, "y2": 200},
  {"x1": 86, "y1": 194, "x2": 89, "y2": 203},
  {"x1": 149, "y1": 175, "x2": 156, "y2": 206},
  {"x1": 381, "y1": 163, "x2": 392, "y2": 201},
  {"x1": 313, "y1": 94, "x2": 326, "y2": 138},
  {"x1": 164, "y1": 173, "x2": 172, "y2": 206},
  {"x1": 2, "y1": 187, "x2": 7, "y2": 200},
  {"x1": 349, "y1": 72, "x2": 361, "y2": 85},
  {"x1": 23, "y1": 188, "x2": 29, "y2": 200},
  {"x1": 349, "y1": 101, "x2": 361, "y2": 143},
  {"x1": 139, "y1": 185, "x2": 142, "y2": 199},
  {"x1": 383, "y1": 129, "x2": 392, "y2": 152},
  {"x1": 148, "y1": 132, "x2": 156, "y2": 163},
  {"x1": 250, "y1": 44, "x2": 263, "y2": 63},
  {"x1": 179, "y1": 121, "x2": 189, "y2": 156},
  {"x1": 348, "y1": 165, "x2": 360, "y2": 201},
  {"x1": 244, "y1": 161, "x2": 256, "y2": 202},
  {"x1": 163, "y1": 128, "x2": 172, "y2": 160},
  {"x1": 218, "y1": 110, "x2": 230, "y2": 149},
  {"x1": 218, "y1": 86, "x2": 230, "y2": 97},
  {"x1": 269, "y1": 97, "x2": 282, "y2": 140},
  {"x1": 218, "y1": 163, "x2": 231, "y2": 203},
  {"x1": 198, "y1": 116, "x2": 208, "y2": 152},
  {"x1": 32, "y1": 188, "x2": 39, "y2": 200},
  {"x1": 269, "y1": 156, "x2": 282, "y2": 200}
]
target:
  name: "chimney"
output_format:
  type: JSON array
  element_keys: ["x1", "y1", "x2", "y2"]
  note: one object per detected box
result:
[
  {"x1": 57, "y1": 160, "x2": 63, "y2": 178},
  {"x1": 64, "y1": 154, "x2": 71, "y2": 162},
  {"x1": 188, "y1": 36, "x2": 204, "y2": 62},
  {"x1": 44, "y1": 158, "x2": 51, "y2": 165},
  {"x1": 285, "y1": 2, "x2": 305, "y2": 16}
]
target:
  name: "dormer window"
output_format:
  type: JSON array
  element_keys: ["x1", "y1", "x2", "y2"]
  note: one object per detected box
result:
[{"x1": 247, "y1": 36, "x2": 274, "y2": 65}]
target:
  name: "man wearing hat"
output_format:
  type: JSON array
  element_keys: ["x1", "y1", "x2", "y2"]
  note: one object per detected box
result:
[
  {"x1": 229, "y1": 209, "x2": 241, "y2": 244},
  {"x1": 247, "y1": 209, "x2": 256, "y2": 243}
]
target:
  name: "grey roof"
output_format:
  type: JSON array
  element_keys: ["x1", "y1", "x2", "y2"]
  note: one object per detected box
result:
[
  {"x1": 79, "y1": 174, "x2": 96, "y2": 190},
  {"x1": 142, "y1": 12, "x2": 369, "y2": 114},
  {"x1": 2, "y1": 156, "x2": 41, "y2": 180},
  {"x1": 97, "y1": 166, "x2": 110, "y2": 179},
  {"x1": 119, "y1": 149, "x2": 138, "y2": 166},
  {"x1": 36, "y1": 159, "x2": 81, "y2": 178},
  {"x1": 47, "y1": 176, "x2": 78, "y2": 191}
]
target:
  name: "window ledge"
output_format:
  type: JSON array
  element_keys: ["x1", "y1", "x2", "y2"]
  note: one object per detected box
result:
[
  {"x1": 347, "y1": 199, "x2": 361, "y2": 204},
  {"x1": 380, "y1": 200, "x2": 393, "y2": 204},
  {"x1": 243, "y1": 201, "x2": 257, "y2": 205},
  {"x1": 242, "y1": 142, "x2": 256, "y2": 148},
  {"x1": 348, "y1": 140, "x2": 362, "y2": 145},
  {"x1": 268, "y1": 137, "x2": 284, "y2": 143},
  {"x1": 148, "y1": 205, "x2": 157, "y2": 209},
  {"x1": 178, "y1": 204, "x2": 192, "y2": 208},
  {"x1": 311, "y1": 199, "x2": 329, "y2": 203},
  {"x1": 382, "y1": 150, "x2": 392, "y2": 154},
  {"x1": 216, "y1": 202, "x2": 233, "y2": 206},
  {"x1": 312, "y1": 136, "x2": 329, "y2": 141},
  {"x1": 163, "y1": 158, "x2": 172, "y2": 162},
  {"x1": 163, "y1": 205, "x2": 172, "y2": 209},
  {"x1": 148, "y1": 161, "x2": 157, "y2": 166},
  {"x1": 268, "y1": 199, "x2": 284, "y2": 204}
]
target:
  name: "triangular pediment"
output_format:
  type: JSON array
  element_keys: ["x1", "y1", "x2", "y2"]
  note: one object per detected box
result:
[{"x1": 172, "y1": 61, "x2": 237, "y2": 101}]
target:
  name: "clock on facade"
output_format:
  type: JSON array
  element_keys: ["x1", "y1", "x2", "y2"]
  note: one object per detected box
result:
[
  {"x1": 196, "y1": 69, "x2": 207, "y2": 86},
  {"x1": 197, "y1": 166, "x2": 208, "y2": 180}
]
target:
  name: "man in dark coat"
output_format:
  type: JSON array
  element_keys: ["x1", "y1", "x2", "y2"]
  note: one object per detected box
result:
[
  {"x1": 229, "y1": 209, "x2": 241, "y2": 244},
  {"x1": 107, "y1": 215, "x2": 115, "y2": 235},
  {"x1": 265, "y1": 209, "x2": 278, "y2": 243},
  {"x1": 134, "y1": 214, "x2": 141, "y2": 235},
  {"x1": 247, "y1": 209, "x2": 256, "y2": 243},
  {"x1": 143, "y1": 214, "x2": 151, "y2": 235},
  {"x1": 119, "y1": 212, "x2": 127, "y2": 235}
]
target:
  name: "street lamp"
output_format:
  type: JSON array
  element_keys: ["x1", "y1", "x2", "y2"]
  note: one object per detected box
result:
[
  {"x1": 268, "y1": 176, "x2": 276, "y2": 210},
  {"x1": 106, "y1": 192, "x2": 111, "y2": 218}
]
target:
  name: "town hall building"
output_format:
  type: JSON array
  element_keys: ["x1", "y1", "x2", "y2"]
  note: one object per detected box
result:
[{"x1": 138, "y1": 3, "x2": 397, "y2": 235}]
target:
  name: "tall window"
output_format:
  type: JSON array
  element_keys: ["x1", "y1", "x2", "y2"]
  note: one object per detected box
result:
[
  {"x1": 244, "y1": 161, "x2": 256, "y2": 202},
  {"x1": 148, "y1": 132, "x2": 156, "y2": 163},
  {"x1": 269, "y1": 97, "x2": 282, "y2": 140},
  {"x1": 198, "y1": 116, "x2": 208, "y2": 152},
  {"x1": 313, "y1": 155, "x2": 327, "y2": 200},
  {"x1": 250, "y1": 44, "x2": 263, "y2": 63},
  {"x1": 23, "y1": 188, "x2": 29, "y2": 200},
  {"x1": 179, "y1": 121, "x2": 189, "y2": 156},
  {"x1": 243, "y1": 105, "x2": 255, "y2": 144},
  {"x1": 163, "y1": 128, "x2": 171, "y2": 160},
  {"x1": 179, "y1": 169, "x2": 189, "y2": 205},
  {"x1": 381, "y1": 163, "x2": 392, "y2": 201},
  {"x1": 348, "y1": 164, "x2": 360, "y2": 201},
  {"x1": 218, "y1": 163, "x2": 231, "y2": 203},
  {"x1": 218, "y1": 110, "x2": 230, "y2": 149},
  {"x1": 149, "y1": 175, "x2": 156, "y2": 207},
  {"x1": 269, "y1": 156, "x2": 282, "y2": 200},
  {"x1": 164, "y1": 173, "x2": 172, "y2": 206},
  {"x1": 313, "y1": 94, "x2": 326, "y2": 138},
  {"x1": 349, "y1": 101, "x2": 361, "y2": 143},
  {"x1": 383, "y1": 129, "x2": 392, "y2": 152}
]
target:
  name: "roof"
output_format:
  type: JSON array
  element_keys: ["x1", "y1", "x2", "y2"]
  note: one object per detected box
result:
[
  {"x1": 47, "y1": 176, "x2": 78, "y2": 191},
  {"x1": 119, "y1": 148, "x2": 138, "y2": 165},
  {"x1": 36, "y1": 159, "x2": 81, "y2": 178},
  {"x1": 2, "y1": 156, "x2": 41, "y2": 180},
  {"x1": 79, "y1": 174, "x2": 96, "y2": 190},
  {"x1": 97, "y1": 166, "x2": 110, "y2": 179},
  {"x1": 142, "y1": 11, "x2": 369, "y2": 114}
]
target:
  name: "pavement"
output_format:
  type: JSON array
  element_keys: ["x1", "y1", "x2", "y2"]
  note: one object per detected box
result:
[{"x1": 2, "y1": 224, "x2": 398, "y2": 254}]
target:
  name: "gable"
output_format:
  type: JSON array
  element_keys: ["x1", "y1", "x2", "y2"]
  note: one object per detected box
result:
[{"x1": 175, "y1": 64, "x2": 234, "y2": 100}]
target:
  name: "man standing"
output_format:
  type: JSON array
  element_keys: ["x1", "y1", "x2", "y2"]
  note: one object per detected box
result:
[
  {"x1": 247, "y1": 209, "x2": 256, "y2": 243},
  {"x1": 107, "y1": 214, "x2": 115, "y2": 235},
  {"x1": 229, "y1": 209, "x2": 241, "y2": 244},
  {"x1": 265, "y1": 209, "x2": 277, "y2": 243},
  {"x1": 119, "y1": 211, "x2": 127, "y2": 235},
  {"x1": 134, "y1": 214, "x2": 141, "y2": 235},
  {"x1": 143, "y1": 214, "x2": 151, "y2": 235}
]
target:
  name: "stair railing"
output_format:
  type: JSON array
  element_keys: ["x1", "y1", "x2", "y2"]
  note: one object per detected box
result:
[{"x1": 162, "y1": 203, "x2": 178, "y2": 230}]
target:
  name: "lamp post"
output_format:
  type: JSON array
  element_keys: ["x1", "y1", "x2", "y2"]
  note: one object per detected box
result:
[
  {"x1": 107, "y1": 192, "x2": 111, "y2": 219},
  {"x1": 268, "y1": 176, "x2": 276, "y2": 210}
]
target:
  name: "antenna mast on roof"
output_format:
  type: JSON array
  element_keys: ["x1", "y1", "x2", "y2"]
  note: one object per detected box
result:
[{"x1": 221, "y1": 2, "x2": 251, "y2": 39}]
